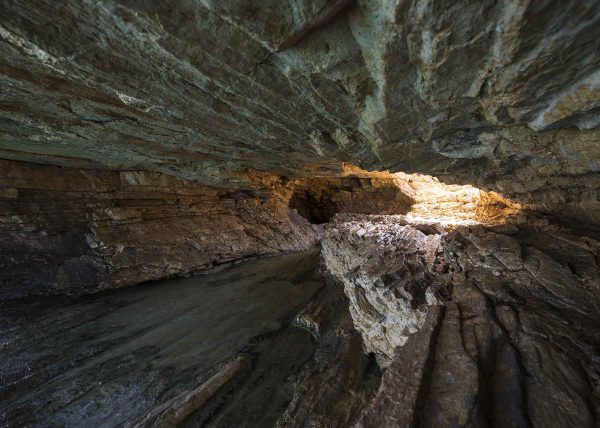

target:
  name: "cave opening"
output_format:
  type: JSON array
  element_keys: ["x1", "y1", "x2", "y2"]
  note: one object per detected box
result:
[
  {"x1": 288, "y1": 171, "x2": 523, "y2": 227},
  {"x1": 288, "y1": 174, "x2": 415, "y2": 225},
  {"x1": 289, "y1": 187, "x2": 339, "y2": 224}
]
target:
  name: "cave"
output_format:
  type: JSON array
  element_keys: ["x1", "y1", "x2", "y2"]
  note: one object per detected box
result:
[
  {"x1": 1, "y1": 1, "x2": 600, "y2": 427},
  {"x1": 289, "y1": 188, "x2": 332, "y2": 224},
  {"x1": 288, "y1": 176, "x2": 412, "y2": 224}
]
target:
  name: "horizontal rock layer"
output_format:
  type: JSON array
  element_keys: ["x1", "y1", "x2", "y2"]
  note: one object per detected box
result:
[
  {"x1": 1, "y1": 159, "x2": 436, "y2": 298},
  {"x1": 0, "y1": 159, "x2": 323, "y2": 299}
]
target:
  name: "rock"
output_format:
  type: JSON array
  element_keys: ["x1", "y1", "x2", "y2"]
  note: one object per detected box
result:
[
  {"x1": 0, "y1": 250, "x2": 326, "y2": 426},
  {"x1": 0, "y1": 1, "x2": 599, "y2": 224},
  {"x1": 356, "y1": 305, "x2": 445, "y2": 428},
  {"x1": 131, "y1": 356, "x2": 253, "y2": 428},
  {"x1": 0, "y1": 158, "x2": 446, "y2": 298},
  {"x1": 3, "y1": 157, "x2": 519, "y2": 298},
  {"x1": 324, "y1": 213, "x2": 600, "y2": 427},
  {"x1": 0, "y1": 159, "x2": 322, "y2": 299},
  {"x1": 277, "y1": 283, "x2": 381, "y2": 428},
  {"x1": 2, "y1": 1, "x2": 600, "y2": 426},
  {"x1": 322, "y1": 215, "x2": 446, "y2": 365}
]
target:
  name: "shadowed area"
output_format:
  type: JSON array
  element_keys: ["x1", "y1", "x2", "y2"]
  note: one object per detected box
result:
[{"x1": 0, "y1": 251, "x2": 325, "y2": 426}]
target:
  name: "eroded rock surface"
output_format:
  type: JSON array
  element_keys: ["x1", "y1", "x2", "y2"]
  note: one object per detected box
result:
[
  {"x1": 289, "y1": 174, "x2": 413, "y2": 224},
  {"x1": 1, "y1": 250, "x2": 382, "y2": 428},
  {"x1": 1, "y1": 1, "x2": 599, "y2": 224},
  {"x1": 323, "y1": 214, "x2": 600, "y2": 427},
  {"x1": 323, "y1": 215, "x2": 445, "y2": 365},
  {"x1": 2, "y1": 1, "x2": 600, "y2": 426},
  {"x1": 1, "y1": 158, "x2": 441, "y2": 299},
  {"x1": 277, "y1": 283, "x2": 380, "y2": 427},
  {"x1": 0, "y1": 159, "x2": 321, "y2": 299}
]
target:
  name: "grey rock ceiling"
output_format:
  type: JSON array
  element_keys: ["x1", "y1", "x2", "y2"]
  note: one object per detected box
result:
[{"x1": 1, "y1": 0, "x2": 600, "y2": 194}]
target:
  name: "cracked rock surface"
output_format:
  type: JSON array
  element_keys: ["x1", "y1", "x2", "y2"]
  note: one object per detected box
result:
[
  {"x1": 2, "y1": 1, "x2": 600, "y2": 427},
  {"x1": 0, "y1": 158, "x2": 427, "y2": 299},
  {"x1": 1, "y1": 1, "x2": 600, "y2": 225},
  {"x1": 323, "y1": 214, "x2": 600, "y2": 427}
]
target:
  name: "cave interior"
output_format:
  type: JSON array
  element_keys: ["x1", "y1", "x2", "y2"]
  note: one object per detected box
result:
[{"x1": 1, "y1": 1, "x2": 600, "y2": 427}]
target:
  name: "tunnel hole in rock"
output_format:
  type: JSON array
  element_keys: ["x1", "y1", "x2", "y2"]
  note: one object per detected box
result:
[
  {"x1": 289, "y1": 188, "x2": 333, "y2": 224},
  {"x1": 289, "y1": 169, "x2": 523, "y2": 227},
  {"x1": 288, "y1": 175, "x2": 414, "y2": 224}
]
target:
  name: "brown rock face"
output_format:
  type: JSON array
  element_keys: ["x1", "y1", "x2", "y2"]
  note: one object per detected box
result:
[
  {"x1": 0, "y1": 0, "x2": 599, "y2": 225},
  {"x1": 0, "y1": 159, "x2": 322, "y2": 299},
  {"x1": 289, "y1": 175, "x2": 413, "y2": 224},
  {"x1": 323, "y1": 214, "x2": 600, "y2": 427},
  {"x1": 1, "y1": 159, "x2": 428, "y2": 299},
  {"x1": 323, "y1": 217, "x2": 444, "y2": 364}
]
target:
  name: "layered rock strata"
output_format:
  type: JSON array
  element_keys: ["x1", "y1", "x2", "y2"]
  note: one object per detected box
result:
[
  {"x1": 1, "y1": 1, "x2": 600, "y2": 424},
  {"x1": 289, "y1": 174, "x2": 413, "y2": 224},
  {"x1": 0, "y1": 159, "x2": 321, "y2": 299},
  {"x1": 1, "y1": 1, "x2": 599, "y2": 225},
  {"x1": 323, "y1": 214, "x2": 600, "y2": 426},
  {"x1": 277, "y1": 283, "x2": 381, "y2": 427},
  {"x1": 323, "y1": 216, "x2": 445, "y2": 365},
  {"x1": 1, "y1": 158, "x2": 428, "y2": 299},
  {"x1": 0, "y1": 250, "x2": 323, "y2": 426}
]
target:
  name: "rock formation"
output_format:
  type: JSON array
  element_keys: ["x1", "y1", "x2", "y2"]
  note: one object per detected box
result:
[
  {"x1": 0, "y1": 158, "x2": 322, "y2": 299},
  {"x1": 1, "y1": 0, "x2": 599, "y2": 224},
  {"x1": 1, "y1": 0, "x2": 600, "y2": 427},
  {"x1": 324, "y1": 214, "x2": 600, "y2": 427}
]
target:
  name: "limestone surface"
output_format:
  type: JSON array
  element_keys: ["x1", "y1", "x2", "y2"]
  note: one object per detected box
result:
[
  {"x1": 2, "y1": 1, "x2": 600, "y2": 427},
  {"x1": 1, "y1": 1, "x2": 599, "y2": 224},
  {"x1": 323, "y1": 214, "x2": 600, "y2": 427}
]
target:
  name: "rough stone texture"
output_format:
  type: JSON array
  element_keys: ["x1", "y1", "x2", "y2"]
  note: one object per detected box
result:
[
  {"x1": 133, "y1": 355, "x2": 253, "y2": 428},
  {"x1": 1, "y1": 158, "x2": 435, "y2": 298},
  {"x1": 1, "y1": 1, "x2": 599, "y2": 225},
  {"x1": 0, "y1": 158, "x2": 321, "y2": 299},
  {"x1": 323, "y1": 216, "x2": 444, "y2": 365},
  {"x1": 356, "y1": 305, "x2": 445, "y2": 427},
  {"x1": 276, "y1": 283, "x2": 380, "y2": 427},
  {"x1": 289, "y1": 174, "x2": 413, "y2": 223},
  {"x1": 2, "y1": 1, "x2": 600, "y2": 426},
  {"x1": 323, "y1": 214, "x2": 600, "y2": 427},
  {"x1": 0, "y1": 250, "x2": 326, "y2": 426}
]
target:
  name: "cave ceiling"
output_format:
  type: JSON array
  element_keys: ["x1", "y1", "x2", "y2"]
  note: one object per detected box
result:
[{"x1": 1, "y1": 0, "x2": 599, "y2": 195}]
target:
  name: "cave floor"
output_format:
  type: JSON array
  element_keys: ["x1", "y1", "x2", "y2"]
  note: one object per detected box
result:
[{"x1": 0, "y1": 250, "x2": 334, "y2": 427}]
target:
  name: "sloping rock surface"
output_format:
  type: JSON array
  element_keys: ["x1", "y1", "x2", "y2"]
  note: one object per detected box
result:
[
  {"x1": 1, "y1": 1, "x2": 599, "y2": 223},
  {"x1": 323, "y1": 214, "x2": 600, "y2": 427}
]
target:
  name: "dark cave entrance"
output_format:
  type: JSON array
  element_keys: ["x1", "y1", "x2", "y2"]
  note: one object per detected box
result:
[
  {"x1": 289, "y1": 188, "x2": 339, "y2": 224},
  {"x1": 288, "y1": 176, "x2": 414, "y2": 225}
]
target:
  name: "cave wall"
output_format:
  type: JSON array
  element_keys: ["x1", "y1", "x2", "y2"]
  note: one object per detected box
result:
[
  {"x1": 323, "y1": 214, "x2": 600, "y2": 426},
  {"x1": 289, "y1": 175, "x2": 414, "y2": 224},
  {"x1": 0, "y1": 159, "x2": 322, "y2": 299},
  {"x1": 1, "y1": 2, "x2": 600, "y2": 424},
  {"x1": 1, "y1": 159, "x2": 427, "y2": 299}
]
